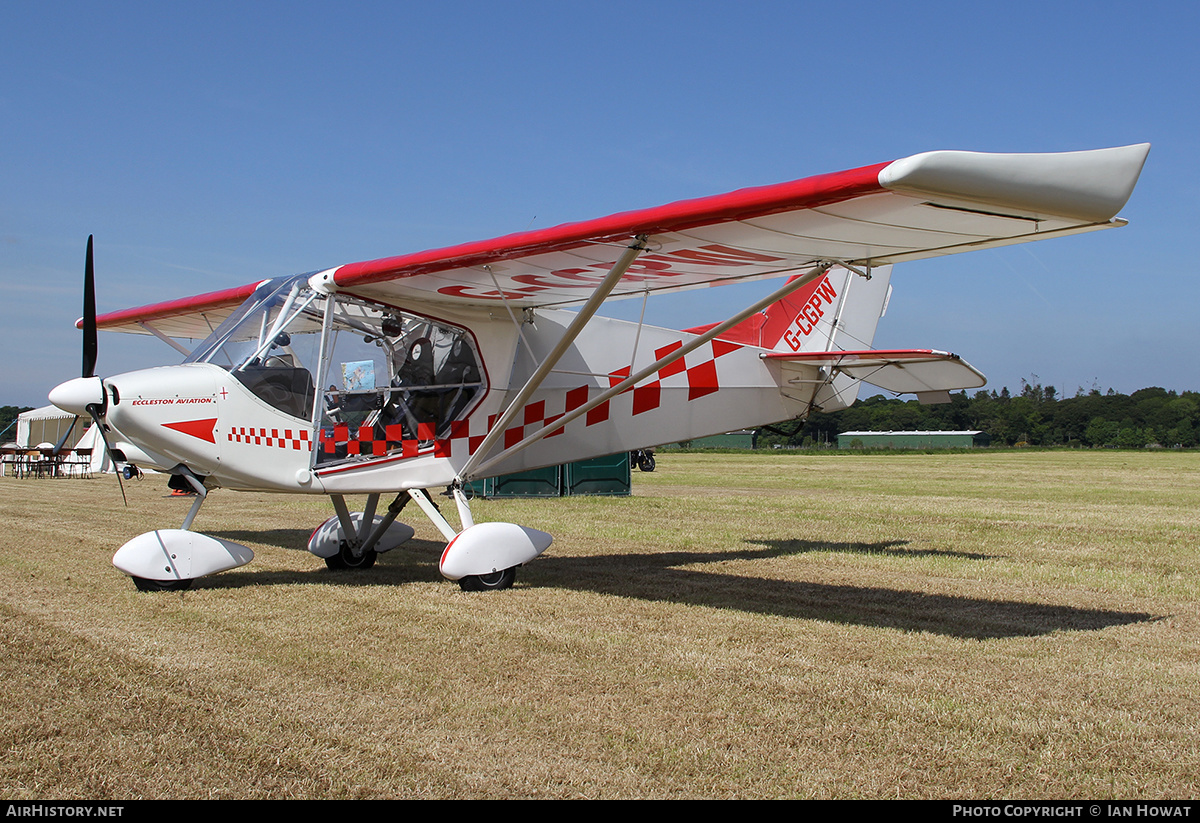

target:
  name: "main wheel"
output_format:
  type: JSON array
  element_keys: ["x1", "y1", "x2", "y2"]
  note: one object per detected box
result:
[
  {"x1": 458, "y1": 566, "x2": 517, "y2": 592},
  {"x1": 638, "y1": 454, "x2": 656, "y2": 472},
  {"x1": 324, "y1": 544, "x2": 378, "y2": 570},
  {"x1": 131, "y1": 576, "x2": 193, "y2": 592}
]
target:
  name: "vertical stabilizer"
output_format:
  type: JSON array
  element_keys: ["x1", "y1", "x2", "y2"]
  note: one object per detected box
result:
[
  {"x1": 768, "y1": 264, "x2": 893, "y2": 355},
  {"x1": 686, "y1": 265, "x2": 895, "y2": 412},
  {"x1": 688, "y1": 264, "x2": 893, "y2": 355},
  {"x1": 774, "y1": 265, "x2": 894, "y2": 409}
]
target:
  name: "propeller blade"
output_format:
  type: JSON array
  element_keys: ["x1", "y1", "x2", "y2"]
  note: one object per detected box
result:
[
  {"x1": 86, "y1": 402, "x2": 126, "y2": 507},
  {"x1": 82, "y1": 235, "x2": 97, "y2": 379},
  {"x1": 51, "y1": 415, "x2": 80, "y2": 457}
]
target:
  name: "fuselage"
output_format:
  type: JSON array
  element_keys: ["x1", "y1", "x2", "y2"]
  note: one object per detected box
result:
[{"x1": 49, "y1": 272, "x2": 826, "y2": 495}]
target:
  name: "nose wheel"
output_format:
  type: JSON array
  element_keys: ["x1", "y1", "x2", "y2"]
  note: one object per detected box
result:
[{"x1": 132, "y1": 576, "x2": 193, "y2": 592}]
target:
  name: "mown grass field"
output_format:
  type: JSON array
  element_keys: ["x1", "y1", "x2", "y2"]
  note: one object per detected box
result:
[{"x1": 1, "y1": 450, "x2": 1197, "y2": 799}]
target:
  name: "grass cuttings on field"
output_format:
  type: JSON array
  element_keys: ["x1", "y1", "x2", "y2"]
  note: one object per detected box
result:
[{"x1": 1, "y1": 450, "x2": 1197, "y2": 799}]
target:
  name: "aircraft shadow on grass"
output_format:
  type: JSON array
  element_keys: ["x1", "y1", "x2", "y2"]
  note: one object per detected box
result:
[{"x1": 205, "y1": 530, "x2": 1154, "y2": 640}]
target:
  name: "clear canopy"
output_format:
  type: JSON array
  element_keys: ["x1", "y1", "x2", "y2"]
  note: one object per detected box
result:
[{"x1": 187, "y1": 274, "x2": 487, "y2": 464}]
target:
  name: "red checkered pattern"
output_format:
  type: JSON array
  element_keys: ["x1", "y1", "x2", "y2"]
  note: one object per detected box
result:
[
  {"x1": 235, "y1": 337, "x2": 743, "y2": 462},
  {"x1": 508, "y1": 337, "x2": 743, "y2": 436},
  {"x1": 321, "y1": 421, "x2": 432, "y2": 458},
  {"x1": 315, "y1": 415, "x2": 496, "y2": 461},
  {"x1": 633, "y1": 337, "x2": 742, "y2": 411},
  {"x1": 228, "y1": 426, "x2": 311, "y2": 451}
]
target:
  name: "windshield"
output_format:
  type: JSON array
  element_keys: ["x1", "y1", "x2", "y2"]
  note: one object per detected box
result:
[
  {"x1": 185, "y1": 274, "x2": 323, "y2": 419},
  {"x1": 185, "y1": 275, "x2": 318, "y2": 367}
]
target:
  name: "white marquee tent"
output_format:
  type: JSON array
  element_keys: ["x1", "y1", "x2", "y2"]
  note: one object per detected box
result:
[{"x1": 4, "y1": 405, "x2": 111, "y2": 476}]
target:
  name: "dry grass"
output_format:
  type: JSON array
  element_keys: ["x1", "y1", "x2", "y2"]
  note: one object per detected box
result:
[{"x1": 1, "y1": 450, "x2": 1198, "y2": 799}]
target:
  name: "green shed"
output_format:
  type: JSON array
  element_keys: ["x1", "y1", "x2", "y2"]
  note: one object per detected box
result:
[
  {"x1": 669, "y1": 429, "x2": 756, "y2": 449},
  {"x1": 837, "y1": 430, "x2": 991, "y2": 449},
  {"x1": 465, "y1": 452, "x2": 632, "y2": 498}
]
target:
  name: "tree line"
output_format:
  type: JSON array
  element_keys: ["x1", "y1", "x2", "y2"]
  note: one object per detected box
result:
[
  {"x1": 757, "y1": 383, "x2": 1200, "y2": 449},
  {"x1": 0, "y1": 406, "x2": 32, "y2": 443}
]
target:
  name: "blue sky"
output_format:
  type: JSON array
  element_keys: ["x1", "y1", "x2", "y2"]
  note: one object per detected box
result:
[{"x1": 3, "y1": 1, "x2": 1196, "y2": 408}]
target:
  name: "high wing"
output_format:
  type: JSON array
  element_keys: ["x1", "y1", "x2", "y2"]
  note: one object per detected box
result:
[
  {"x1": 90, "y1": 144, "x2": 1149, "y2": 337},
  {"x1": 85, "y1": 282, "x2": 263, "y2": 341}
]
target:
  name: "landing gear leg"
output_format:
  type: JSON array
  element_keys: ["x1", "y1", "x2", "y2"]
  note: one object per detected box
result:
[
  {"x1": 415, "y1": 485, "x2": 550, "y2": 592},
  {"x1": 448, "y1": 486, "x2": 518, "y2": 591},
  {"x1": 314, "y1": 492, "x2": 419, "y2": 570}
]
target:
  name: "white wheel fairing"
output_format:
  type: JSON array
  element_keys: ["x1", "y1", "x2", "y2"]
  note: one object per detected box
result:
[
  {"x1": 113, "y1": 529, "x2": 254, "y2": 582},
  {"x1": 306, "y1": 513, "x2": 415, "y2": 558},
  {"x1": 438, "y1": 522, "x2": 552, "y2": 580}
]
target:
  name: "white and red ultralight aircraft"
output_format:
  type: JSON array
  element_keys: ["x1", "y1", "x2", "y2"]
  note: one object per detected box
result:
[{"x1": 49, "y1": 144, "x2": 1149, "y2": 592}]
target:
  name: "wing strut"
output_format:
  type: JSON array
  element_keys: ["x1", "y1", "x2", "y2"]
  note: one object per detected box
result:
[
  {"x1": 136, "y1": 321, "x2": 192, "y2": 357},
  {"x1": 466, "y1": 259, "x2": 839, "y2": 479},
  {"x1": 458, "y1": 236, "x2": 650, "y2": 479}
]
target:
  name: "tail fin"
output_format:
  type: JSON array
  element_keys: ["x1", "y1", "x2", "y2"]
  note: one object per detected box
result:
[
  {"x1": 688, "y1": 264, "x2": 894, "y2": 354},
  {"x1": 687, "y1": 265, "x2": 896, "y2": 412},
  {"x1": 736, "y1": 264, "x2": 985, "y2": 409}
]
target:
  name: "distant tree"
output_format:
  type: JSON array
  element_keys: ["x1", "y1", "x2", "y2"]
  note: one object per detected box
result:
[
  {"x1": 1084, "y1": 418, "x2": 1119, "y2": 447},
  {"x1": 0, "y1": 406, "x2": 33, "y2": 442},
  {"x1": 1165, "y1": 419, "x2": 1197, "y2": 448},
  {"x1": 1116, "y1": 427, "x2": 1153, "y2": 449}
]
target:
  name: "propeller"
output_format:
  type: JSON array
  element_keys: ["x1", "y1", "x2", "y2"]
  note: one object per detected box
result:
[
  {"x1": 49, "y1": 236, "x2": 126, "y2": 505},
  {"x1": 50, "y1": 415, "x2": 79, "y2": 456},
  {"x1": 51, "y1": 237, "x2": 95, "y2": 458},
  {"x1": 87, "y1": 400, "x2": 127, "y2": 507},
  {"x1": 83, "y1": 234, "x2": 97, "y2": 379}
]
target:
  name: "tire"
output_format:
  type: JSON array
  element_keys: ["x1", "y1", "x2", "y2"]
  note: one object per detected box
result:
[
  {"x1": 638, "y1": 455, "x2": 655, "y2": 472},
  {"x1": 458, "y1": 566, "x2": 517, "y2": 592},
  {"x1": 132, "y1": 576, "x2": 193, "y2": 592},
  {"x1": 325, "y1": 544, "x2": 378, "y2": 570}
]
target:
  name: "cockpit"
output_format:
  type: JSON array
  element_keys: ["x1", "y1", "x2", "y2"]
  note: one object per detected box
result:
[{"x1": 185, "y1": 274, "x2": 487, "y2": 466}]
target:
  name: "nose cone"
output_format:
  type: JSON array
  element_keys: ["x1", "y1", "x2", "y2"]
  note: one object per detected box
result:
[{"x1": 49, "y1": 376, "x2": 104, "y2": 416}]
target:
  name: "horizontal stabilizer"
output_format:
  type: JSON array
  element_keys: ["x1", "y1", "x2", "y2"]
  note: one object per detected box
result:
[{"x1": 765, "y1": 348, "x2": 985, "y2": 402}]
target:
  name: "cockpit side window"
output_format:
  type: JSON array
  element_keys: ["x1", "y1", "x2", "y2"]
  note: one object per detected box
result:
[{"x1": 316, "y1": 300, "x2": 486, "y2": 466}]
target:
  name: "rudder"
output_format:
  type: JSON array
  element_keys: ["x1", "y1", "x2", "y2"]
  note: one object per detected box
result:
[{"x1": 689, "y1": 264, "x2": 894, "y2": 354}]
